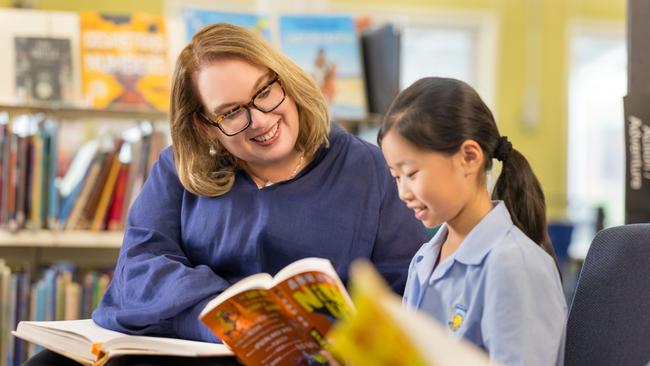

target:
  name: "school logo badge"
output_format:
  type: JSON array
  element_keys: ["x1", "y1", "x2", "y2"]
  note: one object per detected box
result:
[{"x1": 448, "y1": 304, "x2": 467, "y2": 332}]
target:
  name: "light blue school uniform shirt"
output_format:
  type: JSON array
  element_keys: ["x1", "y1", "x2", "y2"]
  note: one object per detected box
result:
[{"x1": 403, "y1": 201, "x2": 567, "y2": 366}]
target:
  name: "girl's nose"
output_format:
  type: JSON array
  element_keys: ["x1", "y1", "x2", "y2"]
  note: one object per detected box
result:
[{"x1": 397, "y1": 179, "x2": 414, "y2": 203}]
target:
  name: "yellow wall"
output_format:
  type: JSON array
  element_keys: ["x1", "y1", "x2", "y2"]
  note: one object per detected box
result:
[
  {"x1": 0, "y1": 0, "x2": 162, "y2": 15},
  {"x1": 336, "y1": 0, "x2": 626, "y2": 219}
]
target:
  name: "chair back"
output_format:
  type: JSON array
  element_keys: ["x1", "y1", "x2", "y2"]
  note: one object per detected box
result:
[{"x1": 565, "y1": 224, "x2": 650, "y2": 365}]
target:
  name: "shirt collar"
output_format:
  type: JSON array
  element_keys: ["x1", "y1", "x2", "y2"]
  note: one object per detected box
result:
[
  {"x1": 410, "y1": 201, "x2": 514, "y2": 291},
  {"x1": 413, "y1": 224, "x2": 446, "y2": 284},
  {"x1": 453, "y1": 200, "x2": 514, "y2": 265}
]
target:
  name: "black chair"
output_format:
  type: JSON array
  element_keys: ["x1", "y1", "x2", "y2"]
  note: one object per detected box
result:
[{"x1": 565, "y1": 224, "x2": 650, "y2": 366}]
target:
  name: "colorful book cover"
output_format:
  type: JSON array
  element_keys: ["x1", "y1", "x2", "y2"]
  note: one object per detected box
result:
[
  {"x1": 183, "y1": 9, "x2": 270, "y2": 42},
  {"x1": 200, "y1": 258, "x2": 353, "y2": 366},
  {"x1": 14, "y1": 37, "x2": 73, "y2": 104},
  {"x1": 328, "y1": 260, "x2": 489, "y2": 366},
  {"x1": 279, "y1": 15, "x2": 367, "y2": 121},
  {"x1": 79, "y1": 12, "x2": 170, "y2": 111}
]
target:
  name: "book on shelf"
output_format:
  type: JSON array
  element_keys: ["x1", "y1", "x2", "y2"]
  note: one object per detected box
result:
[
  {"x1": 0, "y1": 115, "x2": 166, "y2": 233},
  {"x1": 199, "y1": 257, "x2": 354, "y2": 366},
  {"x1": 14, "y1": 36, "x2": 73, "y2": 104},
  {"x1": 12, "y1": 319, "x2": 233, "y2": 366},
  {"x1": 327, "y1": 260, "x2": 489, "y2": 366},
  {"x1": 79, "y1": 12, "x2": 170, "y2": 112},
  {"x1": 0, "y1": 112, "x2": 9, "y2": 225}
]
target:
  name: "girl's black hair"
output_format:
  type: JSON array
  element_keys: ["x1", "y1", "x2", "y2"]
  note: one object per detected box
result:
[{"x1": 378, "y1": 77, "x2": 558, "y2": 268}]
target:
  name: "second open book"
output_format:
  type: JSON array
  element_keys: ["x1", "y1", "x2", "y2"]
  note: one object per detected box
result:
[{"x1": 199, "y1": 257, "x2": 353, "y2": 366}]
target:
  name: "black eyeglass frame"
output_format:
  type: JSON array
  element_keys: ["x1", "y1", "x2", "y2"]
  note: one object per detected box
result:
[{"x1": 197, "y1": 75, "x2": 286, "y2": 137}]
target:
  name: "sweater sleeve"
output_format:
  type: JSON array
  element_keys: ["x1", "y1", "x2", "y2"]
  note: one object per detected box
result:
[{"x1": 92, "y1": 148, "x2": 229, "y2": 342}]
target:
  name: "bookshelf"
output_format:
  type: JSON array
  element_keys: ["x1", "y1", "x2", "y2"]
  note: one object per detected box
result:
[
  {"x1": 0, "y1": 230, "x2": 123, "y2": 248},
  {"x1": 0, "y1": 103, "x2": 168, "y2": 121}
]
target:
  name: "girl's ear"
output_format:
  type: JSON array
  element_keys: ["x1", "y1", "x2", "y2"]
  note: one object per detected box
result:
[
  {"x1": 458, "y1": 139, "x2": 484, "y2": 176},
  {"x1": 193, "y1": 113, "x2": 220, "y2": 140}
]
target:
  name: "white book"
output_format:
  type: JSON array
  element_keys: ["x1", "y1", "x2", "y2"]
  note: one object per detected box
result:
[{"x1": 13, "y1": 319, "x2": 233, "y2": 366}]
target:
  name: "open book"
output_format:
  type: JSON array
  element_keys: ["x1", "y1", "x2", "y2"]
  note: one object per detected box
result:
[
  {"x1": 199, "y1": 257, "x2": 354, "y2": 366},
  {"x1": 328, "y1": 260, "x2": 490, "y2": 365},
  {"x1": 12, "y1": 319, "x2": 233, "y2": 366}
]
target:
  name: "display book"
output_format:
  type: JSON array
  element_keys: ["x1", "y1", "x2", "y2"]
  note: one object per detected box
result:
[
  {"x1": 199, "y1": 257, "x2": 354, "y2": 366},
  {"x1": 12, "y1": 319, "x2": 232, "y2": 366}
]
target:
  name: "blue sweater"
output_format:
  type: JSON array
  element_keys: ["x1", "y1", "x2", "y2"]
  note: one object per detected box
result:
[{"x1": 92, "y1": 124, "x2": 428, "y2": 342}]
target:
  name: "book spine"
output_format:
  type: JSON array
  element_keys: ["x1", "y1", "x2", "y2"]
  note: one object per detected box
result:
[
  {"x1": 29, "y1": 131, "x2": 43, "y2": 229},
  {"x1": 91, "y1": 143, "x2": 122, "y2": 231},
  {"x1": 7, "y1": 274, "x2": 18, "y2": 366},
  {"x1": 45, "y1": 121, "x2": 59, "y2": 230},
  {"x1": 106, "y1": 163, "x2": 129, "y2": 231}
]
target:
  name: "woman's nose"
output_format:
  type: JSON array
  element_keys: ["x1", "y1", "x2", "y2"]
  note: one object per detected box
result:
[{"x1": 248, "y1": 107, "x2": 276, "y2": 129}]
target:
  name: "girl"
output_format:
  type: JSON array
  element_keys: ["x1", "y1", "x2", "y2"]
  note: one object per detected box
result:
[{"x1": 379, "y1": 77, "x2": 566, "y2": 365}]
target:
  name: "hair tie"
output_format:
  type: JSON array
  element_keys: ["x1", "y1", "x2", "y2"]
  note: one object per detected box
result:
[{"x1": 494, "y1": 136, "x2": 512, "y2": 162}]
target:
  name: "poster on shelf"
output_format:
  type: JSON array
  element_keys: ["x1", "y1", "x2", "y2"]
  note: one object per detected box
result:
[
  {"x1": 623, "y1": 94, "x2": 650, "y2": 223},
  {"x1": 79, "y1": 12, "x2": 170, "y2": 111},
  {"x1": 279, "y1": 15, "x2": 366, "y2": 121},
  {"x1": 14, "y1": 37, "x2": 73, "y2": 104},
  {"x1": 183, "y1": 9, "x2": 271, "y2": 42}
]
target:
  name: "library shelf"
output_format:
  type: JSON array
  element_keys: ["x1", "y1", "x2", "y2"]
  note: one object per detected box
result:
[{"x1": 0, "y1": 230, "x2": 123, "y2": 248}]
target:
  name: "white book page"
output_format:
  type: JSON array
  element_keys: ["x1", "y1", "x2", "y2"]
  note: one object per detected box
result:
[
  {"x1": 19, "y1": 319, "x2": 124, "y2": 343},
  {"x1": 273, "y1": 257, "x2": 353, "y2": 307},
  {"x1": 273, "y1": 257, "x2": 337, "y2": 284},
  {"x1": 104, "y1": 334, "x2": 232, "y2": 356},
  {"x1": 12, "y1": 319, "x2": 116, "y2": 363},
  {"x1": 14, "y1": 319, "x2": 234, "y2": 360}
]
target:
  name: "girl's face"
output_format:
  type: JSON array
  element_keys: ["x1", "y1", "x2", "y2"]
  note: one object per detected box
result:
[
  {"x1": 381, "y1": 130, "x2": 473, "y2": 228},
  {"x1": 194, "y1": 58, "x2": 300, "y2": 168}
]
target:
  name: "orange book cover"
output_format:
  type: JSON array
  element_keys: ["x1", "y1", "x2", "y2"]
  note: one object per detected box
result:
[
  {"x1": 200, "y1": 257, "x2": 354, "y2": 366},
  {"x1": 79, "y1": 12, "x2": 170, "y2": 112}
]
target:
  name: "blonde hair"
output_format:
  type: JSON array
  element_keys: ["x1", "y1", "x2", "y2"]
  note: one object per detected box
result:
[{"x1": 170, "y1": 23, "x2": 330, "y2": 197}]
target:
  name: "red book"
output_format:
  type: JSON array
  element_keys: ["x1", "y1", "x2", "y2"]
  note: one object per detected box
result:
[{"x1": 106, "y1": 163, "x2": 129, "y2": 231}]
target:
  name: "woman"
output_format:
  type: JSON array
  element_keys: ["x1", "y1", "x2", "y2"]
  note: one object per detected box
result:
[{"x1": 24, "y1": 23, "x2": 427, "y2": 365}]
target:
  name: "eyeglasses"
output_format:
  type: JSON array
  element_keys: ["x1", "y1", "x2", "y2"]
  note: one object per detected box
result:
[{"x1": 198, "y1": 75, "x2": 286, "y2": 136}]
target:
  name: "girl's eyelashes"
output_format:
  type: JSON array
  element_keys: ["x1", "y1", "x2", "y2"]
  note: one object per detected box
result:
[{"x1": 406, "y1": 170, "x2": 419, "y2": 179}]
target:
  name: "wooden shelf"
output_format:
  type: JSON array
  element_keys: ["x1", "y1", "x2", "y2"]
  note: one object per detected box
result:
[
  {"x1": 0, "y1": 230, "x2": 123, "y2": 248},
  {"x1": 0, "y1": 103, "x2": 168, "y2": 120}
]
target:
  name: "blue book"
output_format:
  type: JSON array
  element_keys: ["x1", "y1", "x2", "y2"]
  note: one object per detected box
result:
[
  {"x1": 7, "y1": 274, "x2": 18, "y2": 366},
  {"x1": 56, "y1": 179, "x2": 83, "y2": 228}
]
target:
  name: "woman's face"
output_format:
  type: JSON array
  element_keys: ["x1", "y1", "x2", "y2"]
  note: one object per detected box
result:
[{"x1": 194, "y1": 58, "x2": 300, "y2": 168}]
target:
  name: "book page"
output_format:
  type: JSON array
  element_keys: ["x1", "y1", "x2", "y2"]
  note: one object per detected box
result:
[
  {"x1": 201, "y1": 288, "x2": 323, "y2": 366},
  {"x1": 103, "y1": 334, "x2": 232, "y2": 357},
  {"x1": 17, "y1": 319, "x2": 124, "y2": 344},
  {"x1": 12, "y1": 319, "x2": 122, "y2": 363},
  {"x1": 14, "y1": 319, "x2": 233, "y2": 363}
]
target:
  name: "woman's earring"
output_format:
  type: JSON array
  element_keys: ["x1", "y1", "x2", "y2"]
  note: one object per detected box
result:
[{"x1": 208, "y1": 144, "x2": 217, "y2": 157}]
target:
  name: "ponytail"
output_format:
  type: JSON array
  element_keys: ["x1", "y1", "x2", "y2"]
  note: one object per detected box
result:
[{"x1": 491, "y1": 140, "x2": 560, "y2": 271}]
